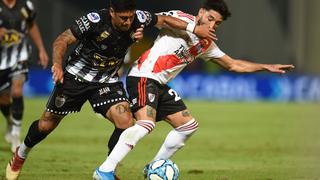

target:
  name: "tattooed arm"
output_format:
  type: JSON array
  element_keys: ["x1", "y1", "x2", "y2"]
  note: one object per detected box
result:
[{"x1": 51, "y1": 29, "x2": 77, "y2": 84}]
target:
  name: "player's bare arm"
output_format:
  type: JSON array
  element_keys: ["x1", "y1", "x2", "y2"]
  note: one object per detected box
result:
[
  {"x1": 211, "y1": 55, "x2": 295, "y2": 74},
  {"x1": 52, "y1": 29, "x2": 77, "y2": 84},
  {"x1": 29, "y1": 23, "x2": 49, "y2": 69},
  {"x1": 156, "y1": 15, "x2": 217, "y2": 41}
]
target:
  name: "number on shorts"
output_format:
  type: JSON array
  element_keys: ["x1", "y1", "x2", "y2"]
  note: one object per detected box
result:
[{"x1": 168, "y1": 89, "x2": 181, "y2": 101}]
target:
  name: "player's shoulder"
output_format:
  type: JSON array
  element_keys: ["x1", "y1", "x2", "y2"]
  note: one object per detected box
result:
[
  {"x1": 135, "y1": 10, "x2": 153, "y2": 24},
  {"x1": 85, "y1": 9, "x2": 108, "y2": 24},
  {"x1": 21, "y1": 0, "x2": 35, "y2": 11}
]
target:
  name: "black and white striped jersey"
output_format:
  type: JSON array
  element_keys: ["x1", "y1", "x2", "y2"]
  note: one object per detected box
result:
[
  {"x1": 66, "y1": 9, "x2": 157, "y2": 83},
  {"x1": 0, "y1": 0, "x2": 36, "y2": 70}
]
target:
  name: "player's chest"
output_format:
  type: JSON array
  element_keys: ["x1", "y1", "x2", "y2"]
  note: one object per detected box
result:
[
  {"x1": 91, "y1": 27, "x2": 134, "y2": 56},
  {"x1": 0, "y1": 5, "x2": 28, "y2": 31}
]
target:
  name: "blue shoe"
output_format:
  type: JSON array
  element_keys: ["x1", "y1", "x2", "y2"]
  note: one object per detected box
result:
[{"x1": 93, "y1": 168, "x2": 115, "y2": 180}]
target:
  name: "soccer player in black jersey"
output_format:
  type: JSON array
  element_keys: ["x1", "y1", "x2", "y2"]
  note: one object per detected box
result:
[
  {"x1": 0, "y1": 0, "x2": 49, "y2": 153},
  {"x1": 5, "y1": 0, "x2": 215, "y2": 179}
]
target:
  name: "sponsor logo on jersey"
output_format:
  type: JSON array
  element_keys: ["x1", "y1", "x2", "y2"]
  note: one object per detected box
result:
[
  {"x1": 76, "y1": 16, "x2": 90, "y2": 33},
  {"x1": 1, "y1": 30, "x2": 24, "y2": 47},
  {"x1": 99, "y1": 87, "x2": 111, "y2": 96},
  {"x1": 55, "y1": 94, "x2": 66, "y2": 108},
  {"x1": 87, "y1": 12, "x2": 100, "y2": 23},
  {"x1": 93, "y1": 54, "x2": 120, "y2": 69}
]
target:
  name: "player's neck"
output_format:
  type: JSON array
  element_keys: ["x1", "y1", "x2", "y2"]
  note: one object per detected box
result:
[{"x1": 2, "y1": 0, "x2": 16, "y2": 8}]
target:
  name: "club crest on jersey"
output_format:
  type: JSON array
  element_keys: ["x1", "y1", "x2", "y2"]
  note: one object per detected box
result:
[
  {"x1": 148, "y1": 93, "x2": 155, "y2": 103},
  {"x1": 87, "y1": 12, "x2": 100, "y2": 23},
  {"x1": 117, "y1": 90, "x2": 124, "y2": 96},
  {"x1": 131, "y1": 98, "x2": 137, "y2": 105},
  {"x1": 97, "y1": 31, "x2": 110, "y2": 41},
  {"x1": 136, "y1": 10, "x2": 147, "y2": 23},
  {"x1": 55, "y1": 94, "x2": 66, "y2": 108}
]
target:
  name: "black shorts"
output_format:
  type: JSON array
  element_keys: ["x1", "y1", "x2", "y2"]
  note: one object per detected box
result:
[
  {"x1": 46, "y1": 72, "x2": 129, "y2": 117},
  {"x1": 126, "y1": 76, "x2": 187, "y2": 121},
  {"x1": 0, "y1": 61, "x2": 28, "y2": 93}
]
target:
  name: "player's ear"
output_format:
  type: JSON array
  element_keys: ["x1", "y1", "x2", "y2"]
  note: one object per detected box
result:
[
  {"x1": 109, "y1": 7, "x2": 115, "y2": 18},
  {"x1": 198, "y1": 8, "x2": 205, "y2": 17}
]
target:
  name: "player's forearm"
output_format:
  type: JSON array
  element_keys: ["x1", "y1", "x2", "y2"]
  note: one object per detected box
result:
[
  {"x1": 29, "y1": 23, "x2": 46, "y2": 52},
  {"x1": 229, "y1": 59, "x2": 267, "y2": 73},
  {"x1": 157, "y1": 15, "x2": 192, "y2": 32},
  {"x1": 52, "y1": 29, "x2": 76, "y2": 65}
]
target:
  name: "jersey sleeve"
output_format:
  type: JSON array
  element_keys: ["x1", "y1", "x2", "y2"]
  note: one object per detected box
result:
[
  {"x1": 135, "y1": 10, "x2": 158, "y2": 28},
  {"x1": 25, "y1": 0, "x2": 37, "y2": 24},
  {"x1": 70, "y1": 11, "x2": 102, "y2": 40},
  {"x1": 201, "y1": 42, "x2": 226, "y2": 61}
]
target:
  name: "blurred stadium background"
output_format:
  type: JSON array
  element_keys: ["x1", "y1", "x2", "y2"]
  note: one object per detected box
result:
[
  {"x1": 1, "y1": 0, "x2": 320, "y2": 179},
  {"x1": 24, "y1": 0, "x2": 320, "y2": 101}
]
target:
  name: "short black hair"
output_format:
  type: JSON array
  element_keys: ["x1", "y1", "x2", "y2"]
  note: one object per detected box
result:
[
  {"x1": 109, "y1": 0, "x2": 136, "y2": 12},
  {"x1": 202, "y1": 0, "x2": 231, "y2": 20}
]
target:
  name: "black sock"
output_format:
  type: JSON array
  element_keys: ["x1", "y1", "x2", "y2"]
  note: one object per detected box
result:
[
  {"x1": 0, "y1": 104, "x2": 11, "y2": 123},
  {"x1": 24, "y1": 120, "x2": 49, "y2": 148},
  {"x1": 12, "y1": 97, "x2": 24, "y2": 125},
  {"x1": 108, "y1": 128, "x2": 125, "y2": 155}
]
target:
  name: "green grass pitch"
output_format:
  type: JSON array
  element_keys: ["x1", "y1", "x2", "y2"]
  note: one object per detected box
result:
[{"x1": 0, "y1": 98, "x2": 319, "y2": 180}]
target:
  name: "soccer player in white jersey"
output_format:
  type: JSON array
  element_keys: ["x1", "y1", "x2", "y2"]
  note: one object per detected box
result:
[{"x1": 95, "y1": 0, "x2": 295, "y2": 178}]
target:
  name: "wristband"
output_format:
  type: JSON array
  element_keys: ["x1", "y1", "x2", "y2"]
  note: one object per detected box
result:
[{"x1": 186, "y1": 23, "x2": 196, "y2": 33}]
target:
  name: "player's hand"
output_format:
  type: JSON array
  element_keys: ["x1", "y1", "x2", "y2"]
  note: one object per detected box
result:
[
  {"x1": 51, "y1": 62, "x2": 64, "y2": 84},
  {"x1": 265, "y1": 64, "x2": 295, "y2": 74},
  {"x1": 194, "y1": 24, "x2": 217, "y2": 41},
  {"x1": 38, "y1": 49, "x2": 49, "y2": 69},
  {"x1": 133, "y1": 25, "x2": 144, "y2": 42}
]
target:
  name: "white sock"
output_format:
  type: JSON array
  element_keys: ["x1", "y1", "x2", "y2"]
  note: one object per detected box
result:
[
  {"x1": 99, "y1": 120, "x2": 155, "y2": 172},
  {"x1": 153, "y1": 119, "x2": 199, "y2": 160},
  {"x1": 11, "y1": 118, "x2": 21, "y2": 135},
  {"x1": 17, "y1": 142, "x2": 31, "y2": 159}
]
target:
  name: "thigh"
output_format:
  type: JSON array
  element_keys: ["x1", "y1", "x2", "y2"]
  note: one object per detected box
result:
[
  {"x1": 165, "y1": 109, "x2": 194, "y2": 128},
  {"x1": 106, "y1": 101, "x2": 133, "y2": 129},
  {"x1": 11, "y1": 61, "x2": 28, "y2": 82},
  {"x1": 88, "y1": 82, "x2": 129, "y2": 118},
  {"x1": 156, "y1": 86, "x2": 187, "y2": 121},
  {"x1": 38, "y1": 111, "x2": 65, "y2": 132},
  {"x1": 46, "y1": 73, "x2": 88, "y2": 115}
]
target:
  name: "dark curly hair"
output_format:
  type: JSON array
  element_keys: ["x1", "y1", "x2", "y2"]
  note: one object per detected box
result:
[{"x1": 202, "y1": 0, "x2": 231, "y2": 20}]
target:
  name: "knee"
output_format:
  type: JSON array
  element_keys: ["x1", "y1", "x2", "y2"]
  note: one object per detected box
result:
[
  {"x1": 176, "y1": 118, "x2": 199, "y2": 134},
  {"x1": 11, "y1": 87, "x2": 23, "y2": 97},
  {"x1": 38, "y1": 113, "x2": 63, "y2": 133},
  {"x1": 113, "y1": 112, "x2": 134, "y2": 129}
]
